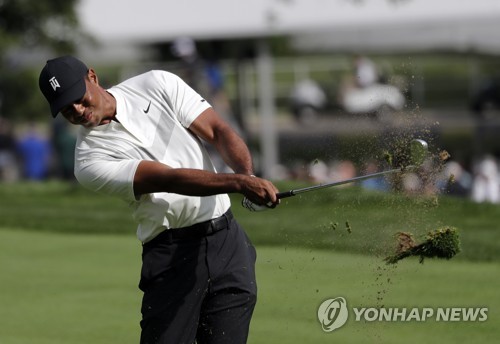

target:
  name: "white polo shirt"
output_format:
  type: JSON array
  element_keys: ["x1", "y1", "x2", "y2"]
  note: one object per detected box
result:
[{"x1": 74, "y1": 70, "x2": 231, "y2": 243}]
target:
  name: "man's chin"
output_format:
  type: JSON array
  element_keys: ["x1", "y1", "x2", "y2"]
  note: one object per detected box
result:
[{"x1": 82, "y1": 121, "x2": 98, "y2": 129}]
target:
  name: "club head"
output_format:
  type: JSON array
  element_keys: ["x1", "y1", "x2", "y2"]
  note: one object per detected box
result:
[{"x1": 410, "y1": 139, "x2": 428, "y2": 166}]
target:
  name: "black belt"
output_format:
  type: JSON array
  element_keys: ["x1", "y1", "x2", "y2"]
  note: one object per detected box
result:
[{"x1": 145, "y1": 210, "x2": 234, "y2": 245}]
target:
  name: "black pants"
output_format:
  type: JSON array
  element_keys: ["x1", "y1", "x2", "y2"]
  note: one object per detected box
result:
[{"x1": 139, "y1": 211, "x2": 257, "y2": 344}]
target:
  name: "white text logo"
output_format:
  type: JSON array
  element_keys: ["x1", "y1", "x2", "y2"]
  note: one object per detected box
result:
[
  {"x1": 353, "y1": 307, "x2": 488, "y2": 322},
  {"x1": 49, "y1": 77, "x2": 60, "y2": 91},
  {"x1": 318, "y1": 297, "x2": 489, "y2": 333}
]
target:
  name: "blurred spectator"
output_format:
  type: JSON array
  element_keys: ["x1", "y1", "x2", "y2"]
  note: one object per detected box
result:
[
  {"x1": 51, "y1": 116, "x2": 77, "y2": 180},
  {"x1": 328, "y1": 160, "x2": 357, "y2": 187},
  {"x1": 360, "y1": 159, "x2": 390, "y2": 191},
  {"x1": 205, "y1": 59, "x2": 225, "y2": 97},
  {"x1": 470, "y1": 77, "x2": 500, "y2": 119},
  {"x1": 420, "y1": 158, "x2": 442, "y2": 195},
  {"x1": 354, "y1": 55, "x2": 379, "y2": 88},
  {"x1": 471, "y1": 155, "x2": 500, "y2": 203},
  {"x1": 204, "y1": 59, "x2": 236, "y2": 128},
  {"x1": 401, "y1": 172, "x2": 423, "y2": 194},
  {"x1": 170, "y1": 37, "x2": 210, "y2": 96},
  {"x1": 16, "y1": 123, "x2": 51, "y2": 180},
  {"x1": 289, "y1": 160, "x2": 310, "y2": 181},
  {"x1": 289, "y1": 79, "x2": 327, "y2": 124},
  {"x1": 0, "y1": 116, "x2": 19, "y2": 181},
  {"x1": 308, "y1": 159, "x2": 329, "y2": 182},
  {"x1": 338, "y1": 55, "x2": 405, "y2": 115},
  {"x1": 437, "y1": 160, "x2": 472, "y2": 197}
]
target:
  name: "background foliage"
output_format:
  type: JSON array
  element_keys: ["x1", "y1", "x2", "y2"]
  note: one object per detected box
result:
[{"x1": 0, "y1": 0, "x2": 85, "y2": 120}]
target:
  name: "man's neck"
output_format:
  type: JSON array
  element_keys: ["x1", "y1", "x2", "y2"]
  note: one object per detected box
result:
[{"x1": 98, "y1": 91, "x2": 118, "y2": 125}]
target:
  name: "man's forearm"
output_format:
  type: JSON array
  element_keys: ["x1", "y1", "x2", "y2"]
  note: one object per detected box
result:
[
  {"x1": 133, "y1": 161, "x2": 278, "y2": 205},
  {"x1": 134, "y1": 161, "x2": 248, "y2": 197},
  {"x1": 212, "y1": 126, "x2": 254, "y2": 175},
  {"x1": 152, "y1": 168, "x2": 247, "y2": 196}
]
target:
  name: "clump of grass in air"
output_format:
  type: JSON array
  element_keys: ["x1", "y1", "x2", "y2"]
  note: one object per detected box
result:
[{"x1": 385, "y1": 227, "x2": 461, "y2": 264}]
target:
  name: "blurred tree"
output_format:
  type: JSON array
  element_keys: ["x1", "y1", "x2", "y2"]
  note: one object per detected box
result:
[{"x1": 0, "y1": 0, "x2": 87, "y2": 120}]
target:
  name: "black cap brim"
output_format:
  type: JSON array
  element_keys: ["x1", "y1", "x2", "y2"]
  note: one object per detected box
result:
[{"x1": 49, "y1": 78, "x2": 86, "y2": 118}]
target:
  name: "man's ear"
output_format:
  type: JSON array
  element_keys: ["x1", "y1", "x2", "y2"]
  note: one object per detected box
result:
[{"x1": 87, "y1": 68, "x2": 99, "y2": 85}]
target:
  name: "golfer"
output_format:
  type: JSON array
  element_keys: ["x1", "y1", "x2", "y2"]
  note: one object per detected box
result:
[{"x1": 39, "y1": 56, "x2": 279, "y2": 344}]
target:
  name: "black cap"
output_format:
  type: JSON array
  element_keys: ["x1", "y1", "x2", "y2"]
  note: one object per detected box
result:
[{"x1": 39, "y1": 56, "x2": 88, "y2": 117}]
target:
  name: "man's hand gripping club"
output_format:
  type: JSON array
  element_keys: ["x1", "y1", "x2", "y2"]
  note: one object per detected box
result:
[{"x1": 241, "y1": 175, "x2": 280, "y2": 212}]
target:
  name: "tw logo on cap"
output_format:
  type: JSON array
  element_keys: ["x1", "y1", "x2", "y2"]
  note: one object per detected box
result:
[{"x1": 49, "y1": 77, "x2": 60, "y2": 91}]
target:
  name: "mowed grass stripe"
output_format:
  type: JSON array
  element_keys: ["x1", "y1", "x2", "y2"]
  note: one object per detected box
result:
[{"x1": 1, "y1": 181, "x2": 500, "y2": 262}]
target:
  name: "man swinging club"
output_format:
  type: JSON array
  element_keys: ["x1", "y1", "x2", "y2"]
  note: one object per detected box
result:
[{"x1": 39, "y1": 55, "x2": 280, "y2": 344}]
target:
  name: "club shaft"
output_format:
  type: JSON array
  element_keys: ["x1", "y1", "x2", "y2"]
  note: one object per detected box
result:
[{"x1": 277, "y1": 167, "x2": 410, "y2": 199}]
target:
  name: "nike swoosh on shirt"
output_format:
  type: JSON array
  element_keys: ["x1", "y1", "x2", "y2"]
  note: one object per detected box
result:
[{"x1": 143, "y1": 100, "x2": 152, "y2": 113}]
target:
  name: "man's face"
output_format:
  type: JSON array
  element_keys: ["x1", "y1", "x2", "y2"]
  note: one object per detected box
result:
[{"x1": 59, "y1": 71, "x2": 108, "y2": 128}]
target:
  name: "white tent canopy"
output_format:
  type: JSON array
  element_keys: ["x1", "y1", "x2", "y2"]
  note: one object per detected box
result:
[
  {"x1": 78, "y1": 0, "x2": 500, "y2": 53},
  {"x1": 291, "y1": 14, "x2": 500, "y2": 54}
]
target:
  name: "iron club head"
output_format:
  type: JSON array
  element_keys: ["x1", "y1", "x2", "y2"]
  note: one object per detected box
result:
[{"x1": 410, "y1": 139, "x2": 429, "y2": 167}]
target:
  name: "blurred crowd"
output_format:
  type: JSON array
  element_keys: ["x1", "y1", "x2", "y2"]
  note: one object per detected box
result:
[
  {"x1": 0, "y1": 116, "x2": 76, "y2": 182},
  {"x1": 3, "y1": 111, "x2": 500, "y2": 204},
  {"x1": 274, "y1": 154, "x2": 500, "y2": 205},
  {"x1": 2, "y1": 113, "x2": 500, "y2": 204}
]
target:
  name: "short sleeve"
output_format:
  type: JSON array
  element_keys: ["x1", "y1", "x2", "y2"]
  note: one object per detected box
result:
[
  {"x1": 160, "y1": 72, "x2": 211, "y2": 128},
  {"x1": 75, "y1": 158, "x2": 141, "y2": 202}
]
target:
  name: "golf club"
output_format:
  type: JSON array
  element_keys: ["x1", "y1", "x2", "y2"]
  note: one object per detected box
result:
[{"x1": 276, "y1": 139, "x2": 428, "y2": 199}]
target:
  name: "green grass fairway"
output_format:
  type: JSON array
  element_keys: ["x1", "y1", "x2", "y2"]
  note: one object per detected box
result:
[
  {"x1": 0, "y1": 181, "x2": 499, "y2": 343},
  {"x1": 0, "y1": 229, "x2": 497, "y2": 344},
  {"x1": 251, "y1": 246, "x2": 498, "y2": 344},
  {"x1": 0, "y1": 229, "x2": 142, "y2": 344},
  {"x1": 1, "y1": 181, "x2": 499, "y2": 262}
]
